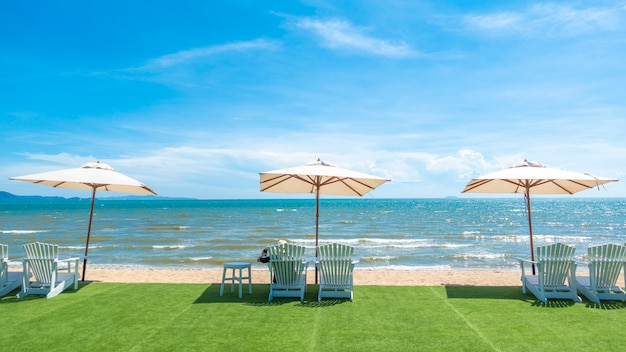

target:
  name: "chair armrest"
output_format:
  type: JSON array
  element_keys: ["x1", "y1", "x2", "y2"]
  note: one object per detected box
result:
[
  {"x1": 516, "y1": 258, "x2": 536, "y2": 276},
  {"x1": 58, "y1": 257, "x2": 81, "y2": 262},
  {"x1": 5, "y1": 259, "x2": 18, "y2": 264},
  {"x1": 57, "y1": 257, "x2": 80, "y2": 273},
  {"x1": 5, "y1": 259, "x2": 24, "y2": 271}
]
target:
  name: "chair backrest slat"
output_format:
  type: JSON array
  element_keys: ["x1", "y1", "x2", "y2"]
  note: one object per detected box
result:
[
  {"x1": 536, "y1": 243, "x2": 576, "y2": 288},
  {"x1": 1, "y1": 244, "x2": 7, "y2": 260},
  {"x1": 1, "y1": 244, "x2": 8, "y2": 286},
  {"x1": 267, "y1": 243, "x2": 306, "y2": 287},
  {"x1": 587, "y1": 244, "x2": 626, "y2": 290},
  {"x1": 271, "y1": 259, "x2": 305, "y2": 286},
  {"x1": 23, "y1": 242, "x2": 59, "y2": 285},
  {"x1": 318, "y1": 259, "x2": 353, "y2": 286},
  {"x1": 268, "y1": 243, "x2": 305, "y2": 260},
  {"x1": 317, "y1": 243, "x2": 355, "y2": 287},
  {"x1": 318, "y1": 243, "x2": 353, "y2": 259}
]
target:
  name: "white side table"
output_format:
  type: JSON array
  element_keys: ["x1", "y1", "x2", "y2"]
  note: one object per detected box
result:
[{"x1": 220, "y1": 261, "x2": 252, "y2": 298}]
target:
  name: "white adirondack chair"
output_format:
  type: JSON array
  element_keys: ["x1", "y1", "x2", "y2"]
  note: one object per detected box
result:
[
  {"x1": 267, "y1": 243, "x2": 307, "y2": 301},
  {"x1": 17, "y1": 242, "x2": 80, "y2": 299},
  {"x1": 0, "y1": 244, "x2": 23, "y2": 297},
  {"x1": 576, "y1": 244, "x2": 626, "y2": 304},
  {"x1": 518, "y1": 243, "x2": 582, "y2": 303},
  {"x1": 316, "y1": 243, "x2": 356, "y2": 302}
]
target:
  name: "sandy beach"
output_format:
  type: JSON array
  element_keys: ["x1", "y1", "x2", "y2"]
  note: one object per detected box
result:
[{"x1": 83, "y1": 268, "x2": 524, "y2": 286}]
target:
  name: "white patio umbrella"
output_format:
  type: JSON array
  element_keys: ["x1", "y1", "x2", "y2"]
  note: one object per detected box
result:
[
  {"x1": 461, "y1": 160, "x2": 617, "y2": 273},
  {"x1": 10, "y1": 161, "x2": 157, "y2": 280},
  {"x1": 260, "y1": 159, "x2": 389, "y2": 281}
]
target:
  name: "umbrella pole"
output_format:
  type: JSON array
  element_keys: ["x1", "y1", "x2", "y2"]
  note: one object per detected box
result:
[
  {"x1": 315, "y1": 184, "x2": 320, "y2": 284},
  {"x1": 525, "y1": 190, "x2": 536, "y2": 275},
  {"x1": 82, "y1": 188, "x2": 97, "y2": 281}
]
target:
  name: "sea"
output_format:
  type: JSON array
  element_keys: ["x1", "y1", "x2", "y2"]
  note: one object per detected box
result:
[{"x1": 1, "y1": 198, "x2": 625, "y2": 271}]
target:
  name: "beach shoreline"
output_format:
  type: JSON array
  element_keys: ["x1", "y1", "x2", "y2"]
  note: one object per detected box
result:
[{"x1": 81, "y1": 267, "x2": 525, "y2": 286}]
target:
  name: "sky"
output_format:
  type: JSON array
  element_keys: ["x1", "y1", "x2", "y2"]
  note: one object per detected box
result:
[{"x1": 1, "y1": 0, "x2": 625, "y2": 199}]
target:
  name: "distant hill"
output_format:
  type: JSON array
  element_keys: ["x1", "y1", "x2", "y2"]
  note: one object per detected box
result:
[
  {"x1": 0, "y1": 191, "x2": 78, "y2": 201},
  {"x1": 0, "y1": 191, "x2": 191, "y2": 201}
]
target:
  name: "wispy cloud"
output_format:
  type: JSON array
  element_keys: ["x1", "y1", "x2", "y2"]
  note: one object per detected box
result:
[
  {"x1": 294, "y1": 17, "x2": 415, "y2": 57},
  {"x1": 110, "y1": 38, "x2": 280, "y2": 88},
  {"x1": 137, "y1": 39, "x2": 280, "y2": 71},
  {"x1": 463, "y1": 2, "x2": 626, "y2": 37}
]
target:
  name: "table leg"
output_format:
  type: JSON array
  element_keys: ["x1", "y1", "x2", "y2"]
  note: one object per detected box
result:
[{"x1": 219, "y1": 266, "x2": 227, "y2": 296}]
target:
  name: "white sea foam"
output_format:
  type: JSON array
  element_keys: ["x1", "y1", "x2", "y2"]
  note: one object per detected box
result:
[
  {"x1": 1, "y1": 230, "x2": 46, "y2": 234},
  {"x1": 448, "y1": 253, "x2": 509, "y2": 260},
  {"x1": 63, "y1": 245, "x2": 89, "y2": 250},
  {"x1": 189, "y1": 256, "x2": 213, "y2": 261},
  {"x1": 152, "y1": 245, "x2": 189, "y2": 250}
]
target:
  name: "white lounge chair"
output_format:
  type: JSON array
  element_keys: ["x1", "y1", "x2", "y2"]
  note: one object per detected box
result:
[
  {"x1": 316, "y1": 243, "x2": 356, "y2": 302},
  {"x1": 17, "y1": 242, "x2": 80, "y2": 299},
  {"x1": 1, "y1": 244, "x2": 22, "y2": 297},
  {"x1": 518, "y1": 243, "x2": 582, "y2": 303},
  {"x1": 576, "y1": 244, "x2": 626, "y2": 304},
  {"x1": 267, "y1": 243, "x2": 307, "y2": 302}
]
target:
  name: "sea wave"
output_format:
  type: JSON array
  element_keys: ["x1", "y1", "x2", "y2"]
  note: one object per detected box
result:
[
  {"x1": 1, "y1": 230, "x2": 47, "y2": 234},
  {"x1": 151, "y1": 245, "x2": 190, "y2": 250}
]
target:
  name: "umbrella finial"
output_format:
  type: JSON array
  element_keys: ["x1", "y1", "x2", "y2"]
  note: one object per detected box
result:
[
  {"x1": 512, "y1": 160, "x2": 545, "y2": 168},
  {"x1": 307, "y1": 159, "x2": 335, "y2": 167},
  {"x1": 81, "y1": 162, "x2": 114, "y2": 171}
]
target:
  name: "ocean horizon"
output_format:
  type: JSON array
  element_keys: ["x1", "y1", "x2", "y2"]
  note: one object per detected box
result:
[{"x1": 1, "y1": 197, "x2": 625, "y2": 271}]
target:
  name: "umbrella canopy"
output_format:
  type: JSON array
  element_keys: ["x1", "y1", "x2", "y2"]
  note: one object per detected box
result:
[
  {"x1": 260, "y1": 159, "x2": 389, "y2": 248},
  {"x1": 10, "y1": 161, "x2": 157, "y2": 280},
  {"x1": 461, "y1": 160, "x2": 617, "y2": 272}
]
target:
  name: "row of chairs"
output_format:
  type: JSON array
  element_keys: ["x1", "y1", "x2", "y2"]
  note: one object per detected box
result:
[
  {"x1": 266, "y1": 242, "x2": 356, "y2": 302},
  {"x1": 519, "y1": 243, "x2": 626, "y2": 304},
  {"x1": 7, "y1": 241, "x2": 623, "y2": 304},
  {"x1": 0, "y1": 242, "x2": 80, "y2": 299}
]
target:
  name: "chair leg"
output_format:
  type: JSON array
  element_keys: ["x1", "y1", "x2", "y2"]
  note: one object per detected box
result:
[{"x1": 47, "y1": 282, "x2": 65, "y2": 299}]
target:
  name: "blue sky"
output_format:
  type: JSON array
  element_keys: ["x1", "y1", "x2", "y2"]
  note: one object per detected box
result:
[{"x1": 1, "y1": 1, "x2": 625, "y2": 199}]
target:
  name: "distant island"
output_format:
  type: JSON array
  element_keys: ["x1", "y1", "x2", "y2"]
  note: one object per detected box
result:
[
  {"x1": 0, "y1": 191, "x2": 78, "y2": 201},
  {"x1": 0, "y1": 191, "x2": 188, "y2": 201}
]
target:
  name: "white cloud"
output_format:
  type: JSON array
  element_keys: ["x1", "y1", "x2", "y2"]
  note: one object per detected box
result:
[
  {"x1": 463, "y1": 2, "x2": 625, "y2": 37},
  {"x1": 464, "y1": 12, "x2": 524, "y2": 31},
  {"x1": 294, "y1": 17, "x2": 415, "y2": 57},
  {"x1": 137, "y1": 39, "x2": 280, "y2": 71},
  {"x1": 18, "y1": 152, "x2": 99, "y2": 168},
  {"x1": 426, "y1": 149, "x2": 490, "y2": 180},
  {"x1": 111, "y1": 38, "x2": 280, "y2": 88}
]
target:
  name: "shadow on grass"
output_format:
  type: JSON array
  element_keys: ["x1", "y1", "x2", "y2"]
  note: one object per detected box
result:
[
  {"x1": 445, "y1": 285, "x2": 524, "y2": 300},
  {"x1": 582, "y1": 301, "x2": 626, "y2": 310},
  {"x1": 0, "y1": 281, "x2": 93, "y2": 304},
  {"x1": 444, "y1": 285, "x2": 595, "y2": 307},
  {"x1": 445, "y1": 285, "x2": 626, "y2": 308},
  {"x1": 530, "y1": 300, "x2": 578, "y2": 308},
  {"x1": 194, "y1": 284, "x2": 350, "y2": 307}
]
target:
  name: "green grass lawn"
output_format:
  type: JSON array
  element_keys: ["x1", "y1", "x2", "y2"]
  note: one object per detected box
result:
[{"x1": 1, "y1": 282, "x2": 625, "y2": 351}]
